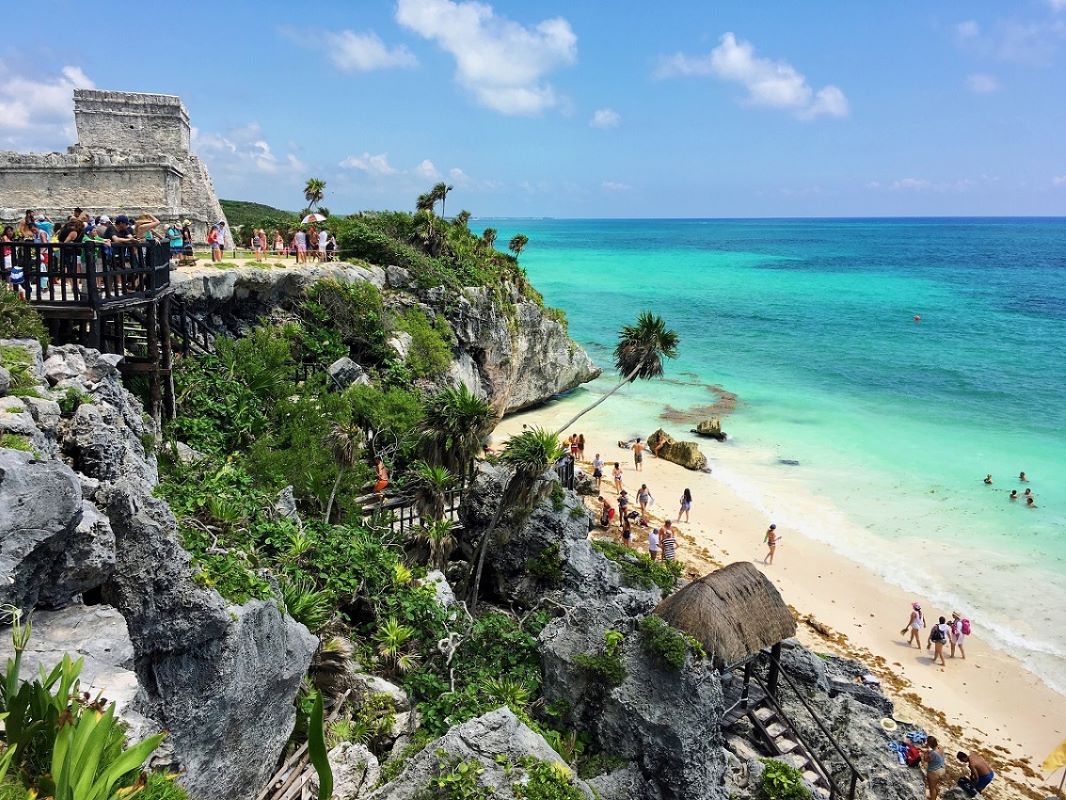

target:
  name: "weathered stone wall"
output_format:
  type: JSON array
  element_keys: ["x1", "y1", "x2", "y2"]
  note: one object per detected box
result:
[
  {"x1": 0, "y1": 89, "x2": 227, "y2": 245},
  {"x1": 72, "y1": 90, "x2": 191, "y2": 156}
]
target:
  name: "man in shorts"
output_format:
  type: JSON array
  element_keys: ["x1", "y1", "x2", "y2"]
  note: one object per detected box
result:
[
  {"x1": 957, "y1": 751, "x2": 994, "y2": 795},
  {"x1": 632, "y1": 438, "x2": 644, "y2": 471}
]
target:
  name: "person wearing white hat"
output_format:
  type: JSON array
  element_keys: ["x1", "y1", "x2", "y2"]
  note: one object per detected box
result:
[{"x1": 901, "y1": 601, "x2": 925, "y2": 648}]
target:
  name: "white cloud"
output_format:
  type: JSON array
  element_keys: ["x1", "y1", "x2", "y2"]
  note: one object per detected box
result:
[
  {"x1": 953, "y1": 17, "x2": 1066, "y2": 66},
  {"x1": 589, "y1": 108, "x2": 621, "y2": 129},
  {"x1": 448, "y1": 167, "x2": 471, "y2": 184},
  {"x1": 325, "y1": 30, "x2": 418, "y2": 71},
  {"x1": 192, "y1": 122, "x2": 304, "y2": 176},
  {"x1": 395, "y1": 0, "x2": 577, "y2": 115},
  {"x1": 656, "y1": 33, "x2": 848, "y2": 120},
  {"x1": 601, "y1": 180, "x2": 632, "y2": 193},
  {"x1": 339, "y1": 152, "x2": 397, "y2": 175},
  {"x1": 0, "y1": 63, "x2": 94, "y2": 150},
  {"x1": 1053, "y1": 175, "x2": 1066, "y2": 187},
  {"x1": 955, "y1": 20, "x2": 981, "y2": 39},
  {"x1": 966, "y1": 73, "x2": 1000, "y2": 93},
  {"x1": 415, "y1": 159, "x2": 441, "y2": 179},
  {"x1": 891, "y1": 178, "x2": 931, "y2": 190}
]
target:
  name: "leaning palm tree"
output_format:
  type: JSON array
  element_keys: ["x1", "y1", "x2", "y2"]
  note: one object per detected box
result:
[
  {"x1": 419, "y1": 384, "x2": 495, "y2": 481},
  {"x1": 324, "y1": 418, "x2": 363, "y2": 524},
  {"x1": 408, "y1": 460, "x2": 456, "y2": 523},
  {"x1": 481, "y1": 228, "x2": 498, "y2": 250},
  {"x1": 554, "y1": 311, "x2": 679, "y2": 436},
  {"x1": 468, "y1": 427, "x2": 564, "y2": 610},
  {"x1": 453, "y1": 209, "x2": 471, "y2": 230},
  {"x1": 508, "y1": 234, "x2": 529, "y2": 258},
  {"x1": 304, "y1": 178, "x2": 326, "y2": 212}
]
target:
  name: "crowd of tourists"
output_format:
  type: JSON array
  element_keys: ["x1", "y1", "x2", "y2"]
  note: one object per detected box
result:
[
  {"x1": 565, "y1": 433, "x2": 689, "y2": 563},
  {"x1": 235, "y1": 226, "x2": 337, "y2": 264},
  {"x1": 2, "y1": 208, "x2": 193, "y2": 299}
]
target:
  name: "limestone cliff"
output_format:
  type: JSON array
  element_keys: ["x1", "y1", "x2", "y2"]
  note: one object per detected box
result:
[{"x1": 170, "y1": 261, "x2": 600, "y2": 415}]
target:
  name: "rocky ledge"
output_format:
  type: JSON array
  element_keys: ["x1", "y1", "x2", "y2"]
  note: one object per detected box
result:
[{"x1": 171, "y1": 261, "x2": 601, "y2": 415}]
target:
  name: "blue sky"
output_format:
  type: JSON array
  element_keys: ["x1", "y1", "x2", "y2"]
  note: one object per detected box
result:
[{"x1": 2, "y1": 1, "x2": 1065, "y2": 217}]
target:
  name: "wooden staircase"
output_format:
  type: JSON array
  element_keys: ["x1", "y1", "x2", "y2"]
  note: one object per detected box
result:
[{"x1": 750, "y1": 703, "x2": 831, "y2": 798}]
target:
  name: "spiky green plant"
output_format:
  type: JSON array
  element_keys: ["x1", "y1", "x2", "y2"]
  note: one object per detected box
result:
[
  {"x1": 408, "y1": 461, "x2": 456, "y2": 523},
  {"x1": 280, "y1": 576, "x2": 332, "y2": 632},
  {"x1": 413, "y1": 519, "x2": 457, "y2": 572},
  {"x1": 418, "y1": 384, "x2": 494, "y2": 480},
  {"x1": 307, "y1": 691, "x2": 332, "y2": 800}
]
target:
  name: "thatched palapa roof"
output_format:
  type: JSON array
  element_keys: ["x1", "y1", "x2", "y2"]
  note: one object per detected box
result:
[{"x1": 654, "y1": 562, "x2": 796, "y2": 670}]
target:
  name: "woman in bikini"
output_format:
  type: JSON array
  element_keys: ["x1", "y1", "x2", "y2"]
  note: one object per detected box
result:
[
  {"x1": 900, "y1": 601, "x2": 924, "y2": 648},
  {"x1": 612, "y1": 462, "x2": 623, "y2": 493}
]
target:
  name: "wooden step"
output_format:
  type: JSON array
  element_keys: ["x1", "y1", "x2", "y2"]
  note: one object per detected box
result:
[
  {"x1": 778, "y1": 753, "x2": 809, "y2": 771},
  {"x1": 766, "y1": 721, "x2": 787, "y2": 737},
  {"x1": 802, "y1": 770, "x2": 822, "y2": 786},
  {"x1": 775, "y1": 738, "x2": 799, "y2": 754},
  {"x1": 753, "y1": 706, "x2": 775, "y2": 722}
]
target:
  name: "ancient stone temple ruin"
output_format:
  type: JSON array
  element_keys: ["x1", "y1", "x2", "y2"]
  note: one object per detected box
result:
[{"x1": 0, "y1": 89, "x2": 228, "y2": 244}]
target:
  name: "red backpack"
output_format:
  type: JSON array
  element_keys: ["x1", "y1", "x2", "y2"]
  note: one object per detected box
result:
[
  {"x1": 904, "y1": 743, "x2": 922, "y2": 767},
  {"x1": 961, "y1": 618, "x2": 972, "y2": 636}
]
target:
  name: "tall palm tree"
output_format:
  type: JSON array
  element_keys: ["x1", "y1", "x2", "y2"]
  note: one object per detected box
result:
[
  {"x1": 304, "y1": 178, "x2": 326, "y2": 212},
  {"x1": 325, "y1": 419, "x2": 363, "y2": 523},
  {"x1": 468, "y1": 427, "x2": 563, "y2": 610},
  {"x1": 508, "y1": 234, "x2": 529, "y2": 258},
  {"x1": 418, "y1": 384, "x2": 495, "y2": 481},
  {"x1": 415, "y1": 192, "x2": 436, "y2": 242},
  {"x1": 554, "y1": 311, "x2": 679, "y2": 436},
  {"x1": 432, "y1": 182, "x2": 454, "y2": 219},
  {"x1": 453, "y1": 209, "x2": 471, "y2": 230},
  {"x1": 481, "y1": 228, "x2": 498, "y2": 250}
]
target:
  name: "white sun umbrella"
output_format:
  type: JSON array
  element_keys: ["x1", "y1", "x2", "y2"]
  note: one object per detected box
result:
[{"x1": 301, "y1": 213, "x2": 327, "y2": 224}]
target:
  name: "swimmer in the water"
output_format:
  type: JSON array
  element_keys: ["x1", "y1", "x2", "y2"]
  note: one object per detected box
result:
[
  {"x1": 983, "y1": 474, "x2": 993, "y2": 485},
  {"x1": 1009, "y1": 490, "x2": 1018, "y2": 501},
  {"x1": 1019, "y1": 471, "x2": 1028, "y2": 482},
  {"x1": 1026, "y1": 496, "x2": 1037, "y2": 508}
]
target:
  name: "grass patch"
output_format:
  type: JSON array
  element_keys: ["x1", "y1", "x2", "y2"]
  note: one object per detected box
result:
[
  {"x1": 638, "y1": 614, "x2": 705, "y2": 670},
  {"x1": 591, "y1": 539, "x2": 683, "y2": 595}
]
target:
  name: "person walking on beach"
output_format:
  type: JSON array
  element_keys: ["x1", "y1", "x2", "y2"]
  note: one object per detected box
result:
[
  {"x1": 637, "y1": 483, "x2": 652, "y2": 517},
  {"x1": 592, "y1": 454, "x2": 604, "y2": 488},
  {"x1": 763, "y1": 524, "x2": 778, "y2": 565},
  {"x1": 577, "y1": 434, "x2": 586, "y2": 460},
  {"x1": 621, "y1": 513, "x2": 633, "y2": 549},
  {"x1": 923, "y1": 736, "x2": 946, "y2": 800},
  {"x1": 617, "y1": 489, "x2": 629, "y2": 522},
  {"x1": 957, "y1": 751, "x2": 994, "y2": 795},
  {"x1": 661, "y1": 521, "x2": 678, "y2": 562},
  {"x1": 901, "y1": 602, "x2": 925, "y2": 648},
  {"x1": 612, "y1": 462, "x2": 623, "y2": 493},
  {"x1": 678, "y1": 488, "x2": 692, "y2": 522},
  {"x1": 949, "y1": 611, "x2": 967, "y2": 659},
  {"x1": 633, "y1": 438, "x2": 645, "y2": 471},
  {"x1": 927, "y1": 616, "x2": 949, "y2": 666},
  {"x1": 648, "y1": 527, "x2": 660, "y2": 561}
]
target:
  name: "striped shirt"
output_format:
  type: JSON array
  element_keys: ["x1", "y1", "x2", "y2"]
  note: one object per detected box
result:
[{"x1": 661, "y1": 534, "x2": 677, "y2": 561}]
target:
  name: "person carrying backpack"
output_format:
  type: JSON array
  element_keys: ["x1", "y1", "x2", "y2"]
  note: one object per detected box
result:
[
  {"x1": 927, "y1": 616, "x2": 949, "y2": 666},
  {"x1": 949, "y1": 611, "x2": 969, "y2": 660}
]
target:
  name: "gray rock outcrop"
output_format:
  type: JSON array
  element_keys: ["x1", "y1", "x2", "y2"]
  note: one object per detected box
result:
[
  {"x1": 329, "y1": 356, "x2": 371, "y2": 389},
  {"x1": 309, "y1": 742, "x2": 381, "y2": 800},
  {"x1": 365, "y1": 708, "x2": 593, "y2": 799},
  {"x1": 539, "y1": 604, "x2": 726, "y2": 800},
  {"x1": 647, "y1": 429, "x2": 709, "y2": 471},
  {"x1": 0, "y1": 340, "x2": 317, "y2": 800}
]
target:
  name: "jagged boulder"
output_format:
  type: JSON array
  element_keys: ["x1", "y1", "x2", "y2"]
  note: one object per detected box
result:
[
  {"x1": 693, "y1": 418, "x2": 727, "y2": 441},
  {"x1": 329, "y1": 357, "x2": 371, "y2": 389},
  {"x1": 0, "y1": 450, "x2": 86, "y2": 609},
  {"x1": 365, "y1": 708, "x2": 594, "y2": 799},
  {"x1": 100, "y1": 478, "x2": 317, "y2": 800},
  {"x1": 647, "y1": 429, "x2": 708, "y2": 471},
  {"x1": 458, "y1": 463, "x2": 660, "y2": 615},
  {"x1": 539, "y1": 603, "x2": 727, "y2": 800},
  {"x1": 309, "y1": 742, "x2": 381, "y2": 800}
]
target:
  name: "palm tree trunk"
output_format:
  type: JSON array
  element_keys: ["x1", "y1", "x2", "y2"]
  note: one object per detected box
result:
[
  {"x1": 324, "y1": 467, "x2": 343, "y2": 524},
  {"x1": 553, "y1": 363, "x2": 642, "y2": 436},
  {"x1": 468, "y1": 471, "x2": 515, "y2": 612}
]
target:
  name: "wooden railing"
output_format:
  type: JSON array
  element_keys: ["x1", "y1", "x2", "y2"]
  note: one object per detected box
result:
[
  {"x1": 4, "y1": 240, "x2": 171, "y2": 308},
  {"x1": 360, "y1": 489, "x2": 464, "y2": 537}
]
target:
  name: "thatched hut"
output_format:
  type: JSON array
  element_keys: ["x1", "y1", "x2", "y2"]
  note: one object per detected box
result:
[{"x1": 654, "y1": 562, "x2": 796, "y2": 671}]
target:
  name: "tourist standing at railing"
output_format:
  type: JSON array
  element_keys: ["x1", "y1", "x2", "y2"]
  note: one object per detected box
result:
[
  {"x1": 16, "y1": 210, "x2": 35, "y2": 240},
  {"x1": 2, "y1": 226, "x2": 17, "y2": 296},
  {"x1": 134, "y1": 213, "x2": 161, "y2": 239}
]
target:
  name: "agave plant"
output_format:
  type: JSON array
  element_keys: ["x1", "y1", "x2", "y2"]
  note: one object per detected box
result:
[
  {"x1": 280, "y1": 576, "x2": 332, "y2": 632},
  {"x1": 482, "y1": 677, "x2": 531, "y2": 711},
  {"x1": 407, "y1": 461, "x2": 456, "y2": 523},
  {"x1": 374, "y1": 618, "x2": 419, "y2": 675}
]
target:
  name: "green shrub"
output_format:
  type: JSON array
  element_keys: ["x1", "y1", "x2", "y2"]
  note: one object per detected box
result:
[
  {"x1": 572, "y1": 630, "x2": 626, "y2": 688},
  {"x1": 759, "y1": 759, "x2": 812, "y2": 800},
  {"x1": 0, "y1": 293, "x2": 48, "y2": 347},
  {"x1": 0, "y1": 434, "x2": 32, "y2": 453},
  {"x1": 297, "y1": 279, "x2": 392, "y2": 368},
  {"x1": 0, "y1": 345, "x2": 38, "y2": 392},
  {"x1": 57, "y1": 386, "x2": 93, "y2": 416},
  {"x1": 419, "y1": 753, "x2": 491, "y2": 800},
  {"x1": 394, "y1": 308, "x2": 453, "y2": 379},
  {"x1": 590, "y1": 539, "x2": 683, "y2": 594},
  {"x1": 513, "y1": 758, "x2": 586, "y2": 800},
  {"x1": 139, "y1": 771, "x2": 190, "y2": 800},
  {"x1": 550, "y1": 483, "x2": 566, "y2": 512},
  {"x1": 638, "y1": 615, "x2": 705, "y2": 670},
  {"x1": 526, "y1": 544, "x2": 564, "y2": 586}
]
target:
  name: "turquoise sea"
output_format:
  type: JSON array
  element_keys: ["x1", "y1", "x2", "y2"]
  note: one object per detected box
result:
[{"x1": 486, "y1": 217, "x2": 1066, "y2": 694}]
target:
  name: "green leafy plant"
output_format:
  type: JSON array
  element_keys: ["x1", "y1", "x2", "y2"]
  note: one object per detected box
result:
[
  {"x1": 138, "y1": 771, "x2": 189, "y2": 800},
  {"x1": 0, "y1": 435, "x2": 33, "y2": 453},
  {"x1": 525, "y1": 544, "x2": 564, "y2": 587},
  {"x1": 759, "y1": 759, "x2": 812, "y2": 800},
  {"x1": 573, "y1": 630, "x2": 626, "y2": 688},
  {"x1": 638, "y1": 615, "x2": 705, "y2": 670},
  {"x1": 307, "y1": 691, "x2": 333, "y2": 800},
  {"x1": 591, "y1": 539, "x2": 682, "y2": 594},
  {"x1": 513, "y1": 758, "x2": 586, "y2": 800},
  {"x1": 0, "y1": 346, "x2": 38, "y2": 393},
  {"x1": 280, "y1": 576, "x2": 333, "y2": 632},
  {"x1": 420, "y1": 753, "x2": 491, "y2": 800},
  {"x1": 393, "y1": 308, "x2": 453, "y2": 379},
  {"x1": 58, "y1": 387, "x2": 93, "y2": 416},
  {"x1": 0, "y1": 294, "x2": 48, "y2": 348}
]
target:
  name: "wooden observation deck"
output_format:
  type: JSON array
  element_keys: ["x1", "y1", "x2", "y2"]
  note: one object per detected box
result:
[{"x1": 11, "y1": 240, "x2": 177, "y2": 422}]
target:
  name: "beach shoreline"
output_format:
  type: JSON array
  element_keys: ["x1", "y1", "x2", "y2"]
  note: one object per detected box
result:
[{"x1": 493, "y1": 400, "x2": 1066, "y2": 800}]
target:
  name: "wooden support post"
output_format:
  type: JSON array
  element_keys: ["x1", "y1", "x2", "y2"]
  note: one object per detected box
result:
[
  {"x1": 146, "y1": 301, "x2": 161, "y2": 430},
  {"x1": 768, "y1": 642, "x2": 782, "y2": 699},
  {"x1": 160, "y1": 295, "x2": 175, "y2": 420}
]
